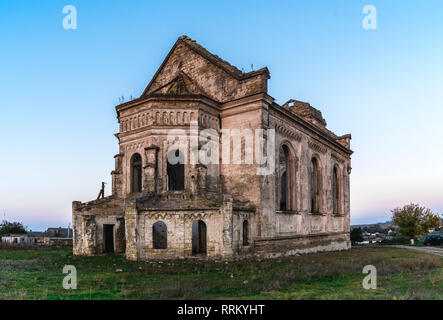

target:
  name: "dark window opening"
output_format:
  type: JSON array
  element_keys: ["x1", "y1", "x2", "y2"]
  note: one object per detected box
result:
[
  {"x1": 167, "y1": 149, "x2": 185, "y2": 190},
  {"x1": 242, "y1": 220, "x2": 249, "y2": 246},
  {"x1": 333, "y1": 166, "x2": 339, "y2": 214},
  {"x1": 104, "y1": 224, "x2": 114, "y2": 253},
  {"x1": 279, "y1": 145, "x2": 289, "y2": 210},
  {"x1": 310, "y1": 157, "x2": 321, "y2": 213},
  {"x1": 192, "y1": 220, "x2": 207, "y2": 255},
  {"x1": 153, "y1": 221, "x2": 167, "y2": 249},
  {"x1": 131, "y1": 153, "x2": 142, "y2": 193}
]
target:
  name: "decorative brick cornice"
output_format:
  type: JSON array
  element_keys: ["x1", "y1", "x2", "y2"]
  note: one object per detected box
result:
[
  {"x1": 271, "y1": 118, "x2": 302, "y2": 141},
  {"x1": 331, "y1": 153, "x2": 345, "y2": 164},
  {"x1": 308, "y1": 140, "x2": 327, "y2": 154}
]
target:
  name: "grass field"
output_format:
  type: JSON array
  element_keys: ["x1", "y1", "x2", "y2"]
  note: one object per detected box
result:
[{"x1": 0, "y1": 245, "x2": 441, "y2": 300}]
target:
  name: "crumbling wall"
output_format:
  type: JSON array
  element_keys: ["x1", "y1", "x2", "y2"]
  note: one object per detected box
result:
[
  {"x1": 72, "y1": 197, "x2": 124, "y2": 256},
  {"x1": 252, "y1": 232, "x2": 350, "y2": 259}
]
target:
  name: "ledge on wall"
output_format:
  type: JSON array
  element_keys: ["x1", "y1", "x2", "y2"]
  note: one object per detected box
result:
[
  {"x1": 309, "y1": 212, "x2": 326, "y2": 216},
  {"x1": 332, "y1": 213, "x2": 345, "y2": 217},
  {"x1": 276, "y1": 210, "x2": 301, "y2": 215}
]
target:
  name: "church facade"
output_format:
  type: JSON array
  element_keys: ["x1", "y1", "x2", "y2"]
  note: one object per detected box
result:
[{"x1": 72, "y1": 36, "x2": 353, "y2": 260}]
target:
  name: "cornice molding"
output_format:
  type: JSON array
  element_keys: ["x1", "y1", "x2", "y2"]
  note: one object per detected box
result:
[{"x1": 308, "y1": 140, "x2": 327, "y2": 154}]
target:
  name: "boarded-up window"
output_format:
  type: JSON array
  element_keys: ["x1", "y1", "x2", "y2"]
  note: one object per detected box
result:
[{"x1": 153, "y1": 221, "x2": 167, "y2": 249}]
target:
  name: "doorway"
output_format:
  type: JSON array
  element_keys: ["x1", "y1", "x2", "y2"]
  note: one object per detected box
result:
[
  {"x1": 192, "y1": 220, "x2": 207, "y2": 255},
  {"x1": 104, "y1": 224, "x2": 114, "y2": 253}
]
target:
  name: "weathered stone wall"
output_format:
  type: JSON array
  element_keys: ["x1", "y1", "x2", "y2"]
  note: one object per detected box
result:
[
  {"x1": 72, "y1": 197, "x2": 125, "y2": 255},
  {"x1": 258, "y1": 107, "x2": 352, "y2": 242},
  {"x1": 252, "y1": 232, "x2": 350, "y2": 259},
  {"x1": 136, "y1": 209, "x2": 223, "y2": 259},
  {"x1": 72, "y1": 36, "x2": 352, "y2": 261}
]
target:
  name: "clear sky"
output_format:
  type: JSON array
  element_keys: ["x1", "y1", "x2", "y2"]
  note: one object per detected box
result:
[{"x1": 1, "y1": 0, "x2": 442, "y2": 231}]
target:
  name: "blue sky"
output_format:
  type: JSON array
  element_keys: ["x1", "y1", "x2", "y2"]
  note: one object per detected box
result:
[{"x1": 1, "y1": 0, "x2": 442, "y2": 230}]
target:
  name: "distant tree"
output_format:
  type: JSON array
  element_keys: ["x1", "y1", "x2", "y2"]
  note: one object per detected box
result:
[
  {"x1": 421, "y1": 212, "x2": 442, "y2": 233},
  {"x1": 391, "y1": 203, "x2": 442, "y2": 244},
  {"x1": 350, "y1": 227, "x2": 364, "y2": 245},
  {"x1": 0, "y1": 220, "x2": 27, "y2": 235}
]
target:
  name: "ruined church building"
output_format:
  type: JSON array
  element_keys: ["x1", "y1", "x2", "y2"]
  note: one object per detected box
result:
[{"x1": 73, "y1": 36, "x2": 353, "y2": 260}]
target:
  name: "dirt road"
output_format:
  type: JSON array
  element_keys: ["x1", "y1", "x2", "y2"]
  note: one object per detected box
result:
[{"x1": 394, "y1": 245, "x2": 443, "y2": 257}]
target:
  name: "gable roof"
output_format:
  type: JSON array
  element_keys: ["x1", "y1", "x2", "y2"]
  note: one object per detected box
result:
[{"x1": 141, "y1": 35, "x2": 270, "y2": 97}]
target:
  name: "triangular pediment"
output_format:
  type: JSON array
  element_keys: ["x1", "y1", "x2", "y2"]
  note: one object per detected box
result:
[
  {"x1": 150, "y1": 72, "x2": 207, "y2": 96},
  {"x1": 141, "y1": 36, "x2": 270, "y2": 103}
]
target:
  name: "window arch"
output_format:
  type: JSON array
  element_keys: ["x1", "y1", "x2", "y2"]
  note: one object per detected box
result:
[
  {"x1": 153, "y1": 221, "x2": 167, "y2": 249},
  {"x1": 278, "y1": 144, "x2": 297, "y2": 211},
  {"x1": 130, "y1": 153, "x2": 142, "y2": 193},
  {"x1": 279, "y1": 145, "x2": 289, "y2": 210},
  {"x1": 310, "y1": 156, "x2": 322, "y2": 213},
  {"x1": 332, "y1": 166, "x2": 340, "y2": 214},
  {"x1": 242, "y1": 220, "x2": 249, "y2": 246},
  {"x1": 167, "y1": 149, "x2": 185, "y2": 190}
]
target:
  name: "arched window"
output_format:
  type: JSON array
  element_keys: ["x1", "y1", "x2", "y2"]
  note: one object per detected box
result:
[
  {"x1": 278, "y1": 144, "x2": 296, "y2": 211},
  {"x1": 192, "y1": 220, "x2": 207, "y2": 255},
  {"x1": 242, "y1": 220, "x2": 249, "y2": 246},
  {"x1": 167, "y1": 149, "x2": 185, "y2": 190},
  {"x1": 279, "y1": 145, "x2": 289, "y2": 210},
  {"x1": 310, "y1": 157, "x2": 321, "y2": 213},
  {"x1": 131, "y1": 153, "x2": 142, "y2": 193},
  {"x1": 333, "y1": 166, "x2": 340, "y2": 214},
  {"x1": 153, "y1": 221, "x2": 167, "y2": 249}
]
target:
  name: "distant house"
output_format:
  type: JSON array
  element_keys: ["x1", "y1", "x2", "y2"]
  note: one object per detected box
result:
[
  {"x1": 41, "y1": 227, "x2": 72, "y2": 238},
  {"x1": 1, "y1": 227, "x2": 73, "y2": 246},
  {"x1": 1, "y1": 234, "x2": 32, "y2": 244},
  {"x1": 28, "y1": 231, "x2": 43, "y2": 237},
  {"x1": 38, "y1": 227, "x2": 73, "y2": 246}
]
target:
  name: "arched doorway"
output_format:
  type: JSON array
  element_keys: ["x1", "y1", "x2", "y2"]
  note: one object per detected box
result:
[
  {"x1": 192, "y1": 220, "x2": 207, "y2": 255},
  {"x1": 152, "y1": 221, "x2": 167, "y2": 249}
]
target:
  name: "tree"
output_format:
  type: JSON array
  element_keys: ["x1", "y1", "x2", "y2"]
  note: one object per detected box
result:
[
  {"x1": 0, "y1": 220, "x2": 27, "y2": 235},
  {"x1": 350, "y1": 227, "x2": 364, "y2": 245},
  {"x1": 391, "y1": 203, "x2": 442, "y2": 244}
]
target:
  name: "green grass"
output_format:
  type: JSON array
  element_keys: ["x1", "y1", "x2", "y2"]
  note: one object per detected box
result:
[{"x1": 0, "y1": 245, "x2": 441, "y2": 300}]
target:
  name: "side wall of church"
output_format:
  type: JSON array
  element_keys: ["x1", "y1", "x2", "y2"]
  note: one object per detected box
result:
[{"x1": 72, "y1": 198, "x2": 125, "y2": 255}]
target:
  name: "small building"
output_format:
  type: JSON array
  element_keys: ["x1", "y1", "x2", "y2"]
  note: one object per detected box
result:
[{"x1": 1, "y1": 234, "x2": 31, "y2": 244}]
